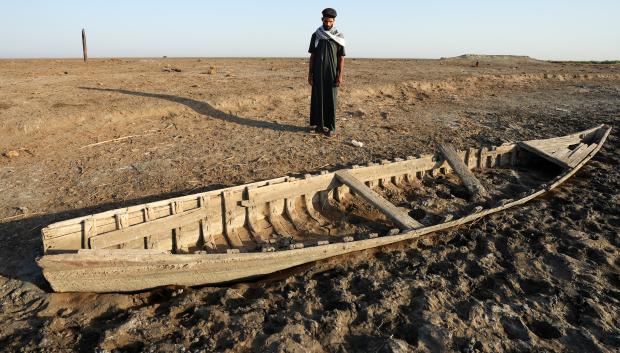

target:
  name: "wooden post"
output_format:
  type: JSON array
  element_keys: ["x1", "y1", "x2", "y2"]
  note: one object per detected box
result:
[{"x1": 82, "y1": 28, "x2": 88, "y2": 62}]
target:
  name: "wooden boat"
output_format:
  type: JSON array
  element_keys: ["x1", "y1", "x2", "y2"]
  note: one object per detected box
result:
[{"x1": 38, "y1": 125, "x2": 611, "y2": 292}]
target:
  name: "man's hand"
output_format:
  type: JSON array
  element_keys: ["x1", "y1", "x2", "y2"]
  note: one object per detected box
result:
[
  {"x1": 336, "y1": 55, "x2": 345, "y2": 87},
  {"x1": 308, "y1": 53, "x2": 315, "y2": 86},
  {"x1": 335, "y1": 75, "x2": 343, "y2": 87}
]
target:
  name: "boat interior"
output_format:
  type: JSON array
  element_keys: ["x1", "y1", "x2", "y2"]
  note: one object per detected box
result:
[{"x1": 41, "y1": 125, "x2": 608, "y2": 256}]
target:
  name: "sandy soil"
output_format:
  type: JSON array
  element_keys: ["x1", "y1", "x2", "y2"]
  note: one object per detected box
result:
[{"x1": 0, "y1": 56, "x2": 619, "y2": 352}]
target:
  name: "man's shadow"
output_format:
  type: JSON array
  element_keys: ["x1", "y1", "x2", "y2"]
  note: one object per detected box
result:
[{"x1": 79, "y1": 87, "x2": 307, "y2": 133}]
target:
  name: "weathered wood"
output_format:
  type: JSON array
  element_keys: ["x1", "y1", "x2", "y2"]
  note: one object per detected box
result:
[
  {"x1": 246, "y1": 205, "x2": 270, "y2": 243},
  {"x1": 350, "y1": 157, "x2": 441, "y2": 183},
  {"x1": 466, "y1": 148, "x2": 477, "y2": 168},
  {"x1": 83, "y1": 218, "x2": 96, "y2": 248},
  {"x1": 90, "y1": 207, "x2": 208, "y2": 249},
  {"x1": 334, "y1": 184, "x2": 349, "y2": 202},
  {"x1": 302, "y1": 194, "x2": 327, "y2": 227},
  {"x1": 199, "y1": 219, "x2": 216, "y2": 249},
  {"x1": 518, "y1": 141, "x2": 571, "y2": 168},
  {"x1": 439, "y1": 144, "x2": 489, "y2": 199},
  {"x1": 246, "y1": 174, "x2": 337, "y2": 206},
  {"x1": 116, "y1": 213, "x2": 129, "y2": 229},
  {"x1": 525, "y1": 135, "x2": 582, "y2": 149},
  {"x1": 284, "y1": 198, "x2": 308, "y2": 233},
  {"x1": 222, "y1": 191, "x2": 245, "y2": 248},
  {"x1": 566, "y1": 143, "x2": 597, "y2": 167},
  {"x1": 44, "y1": 175, "x2": 290, "y2": 235},
  {"x1": 335, "y1": 170, "x2": 423, "y2": 230},
  {"x1": 565, "y1": 143, "x2": 587, "y2": 160},
  {"x1": 171, "y1": 201, "x2": 183, "y2": 252},
  {"x1": 77, "y1": 249, "x2": 171, "y2": 255},
  {"x1": 478, "y1": 147, "x2": 488, "y2": 168},
  {"x1": 198, "y1": 196, "x2": 217, "y2": 249},
  {"x1": 290, "y1": 196, "x2": 328, "y2": 235},
  {"x1": 82, "y1": 28, "x2": 87, "y2": 62},
  {"x1": 268, "y1": 200, "x2": 295, "y2": 237}
]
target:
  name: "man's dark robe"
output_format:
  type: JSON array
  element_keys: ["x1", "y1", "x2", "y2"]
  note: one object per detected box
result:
[{"x1": 308, "y1": 32, "x2": 345, "y2": 132}]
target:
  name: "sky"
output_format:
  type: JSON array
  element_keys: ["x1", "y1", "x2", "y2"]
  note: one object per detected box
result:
[{"x1": 0, "y1": 0, "x2": 618, "y2": 60}]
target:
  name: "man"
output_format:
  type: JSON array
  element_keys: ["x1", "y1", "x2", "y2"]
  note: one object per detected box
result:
[{"x1": 308, "y1": 8, "x2": 346, "y2": 137}]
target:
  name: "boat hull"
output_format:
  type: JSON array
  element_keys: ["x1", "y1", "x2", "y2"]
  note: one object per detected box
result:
[{"x1": 37, "y1": 125, "x2": 611, "y2": 292}]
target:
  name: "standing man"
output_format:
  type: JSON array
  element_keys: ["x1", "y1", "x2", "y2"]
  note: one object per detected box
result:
[{"x1": 308, "y1": 8, "x2": 346, "y2": 137}]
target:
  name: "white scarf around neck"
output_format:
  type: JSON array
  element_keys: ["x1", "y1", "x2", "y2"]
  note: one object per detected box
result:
[{"x1": 314, "y1": 26, "x2": 346, "y2": 48}]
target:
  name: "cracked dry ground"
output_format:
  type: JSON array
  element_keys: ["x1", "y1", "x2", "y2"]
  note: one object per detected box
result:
[{"x1": 0, "y1": 57, "x2": 619, "y2": 352}]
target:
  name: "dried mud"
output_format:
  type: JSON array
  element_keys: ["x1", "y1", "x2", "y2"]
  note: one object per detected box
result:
[{"x1": 0, "y1": 57, "x2": 619, "y2": 352}]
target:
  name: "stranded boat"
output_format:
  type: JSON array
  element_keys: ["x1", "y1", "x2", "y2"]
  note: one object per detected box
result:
[{"x1": 38, "y1": 125, "x2": 611, "y2": 292}]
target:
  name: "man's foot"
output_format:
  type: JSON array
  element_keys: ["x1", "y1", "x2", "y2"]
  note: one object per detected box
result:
[{"x1": 324, "y1": 130, "x2": 337, "y2": 138}]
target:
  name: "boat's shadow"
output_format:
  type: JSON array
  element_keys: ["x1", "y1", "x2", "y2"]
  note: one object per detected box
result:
[{"x1": 78, "y1": 87, "x2": 308, "y2": 133}]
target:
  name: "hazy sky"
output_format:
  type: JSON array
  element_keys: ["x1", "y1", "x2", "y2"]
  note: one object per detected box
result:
[{"x1": 1, "y1": 0, "x2": 618, "y2": 60}]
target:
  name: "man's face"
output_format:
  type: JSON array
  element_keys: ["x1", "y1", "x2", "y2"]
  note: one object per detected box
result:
[{"x1": 322, "y1": 17, "x2": 335, "y2": 30}]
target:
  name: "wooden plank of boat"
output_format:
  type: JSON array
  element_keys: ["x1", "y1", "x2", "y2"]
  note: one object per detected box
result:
[
  {"x1": 565, "y1": 143, "x2": 587, "y2": 160},
  {"x1": 245, "y1": 174, "x2": 337, "y2": 206},
  {"x1": 566, "y1": 143, "x2": 598, "y2": 168},
  {"x1": 198, "y1": 196, "x2": 218, "y2": 250},
  {"x1": 335, "y1": 170, "x2": 423, "y2": 230},
  {"x1": 525, "y1": 134, "x2": 582, "y2": 149},
  {"x1": 439, "y1": 144, "x2": 489, "y2": 199},
  {"x1": 515, "y1": 125, "x2": 605, "y2": 169},
  {"x1": 89, "y1": 206, "x2": 208, "y2": 249},
  {"x1": 518, "y1": 141, "x2": 571, "y2": 169},
  {"x1": 284, "y1": 198, "x2": 314, "y2": 235},
  {"x1": 222, "y1": 191, "x2": 246, "y2": 248},
  {"x1": 42, "y1": 176, "x2": 292, "y2": 240}
]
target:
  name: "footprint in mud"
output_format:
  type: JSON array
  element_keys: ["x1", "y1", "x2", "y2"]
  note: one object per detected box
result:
[
  {"x1": 542, "y1": 253, "x2": 574, "y2": 281},
  {"x1": 511, "y1": 221, "x2": 524, "y2": 231},
  {"x1": 453, "y1": 299, "x2": 475, "y2": 321},
  {"x1": 562, "y1": 329, "x2": 603, "y2": 353},
  {"x1": 557, "y1": 243, "x2": 585, "y2": 261},
  {"x1": 464, "y1": 261, "x2": 484, "y2": 279},
  {"x1": 263, "y1": 312, "x2": 288, "y2": 334},
  {"x1": 473, "y1": 236, "x2": 493, "y2": 258},
  {"x1": 564, "y1": 294, "x2": 601, "y2": 326},
  {"x1": 427, "y1": 260, "x2": 454, "y2": 276},
  {"x1": 605, "y1": 272, "x2": 620, "y2": 289},
  {"x1": 585, "y1": 247, "x2": 608, "y2": 265},
  {"x1": 472, "y1": 274, "x2": 509, "y2": 301},
  {"x1": 607, "y1": 216, "x2": 620, "y2": 228},
  {"x1": 500, "y1": 316, "x2": 530, "y2": 341},
  {"x1": 313, "y1": 272, "x2": 355, "y2": 312},
  {"x1": 583, "y1": 219, "x2": 603, "y2": 233},
  {"x1": 348, "y1": 275, "x2": 377, "y2": 297},
  {"x1": 517, "y1": 277, "x2": 554, "y2": 296},
  {"x1": 526, "y1": 319, "x2": 562, "y2": 340}
]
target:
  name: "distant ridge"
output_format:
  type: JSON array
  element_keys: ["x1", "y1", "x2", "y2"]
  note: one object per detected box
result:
[{"x1": 442, "y1": 54, "x2": 543, "y2": 62}]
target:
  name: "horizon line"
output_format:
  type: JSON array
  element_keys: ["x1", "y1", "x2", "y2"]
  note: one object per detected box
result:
[{"x1": 1, "y1": 55, "x2": 619, "y2": 62}]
